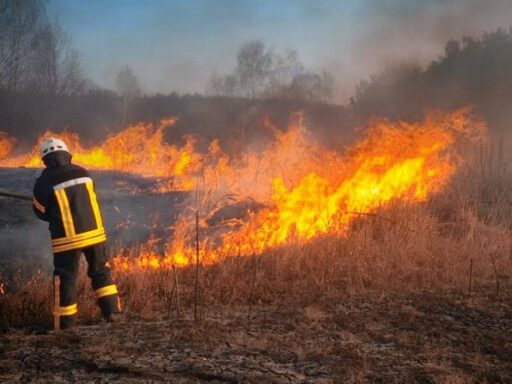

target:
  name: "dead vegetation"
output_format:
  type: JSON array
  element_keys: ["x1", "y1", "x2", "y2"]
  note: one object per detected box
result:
[
  {"x1": 2, "y1": 164, "x2": 511, "y2": 327},
  {"x1": 1, "y1": 145, "x2": 512, "y2": 382},
  {"x1": 1, "y1": 287, "x2": 511, "y2": 383}
]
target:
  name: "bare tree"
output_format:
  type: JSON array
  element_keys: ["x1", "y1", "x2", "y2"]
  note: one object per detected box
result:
[
  {"x1": 116, "y1": 65, "x2": 141, "y2": 127},
  {"x1": 266, "y1": 48, "x2": 304, "y2": 96},
  {"x1": 208, "y1": 41, "x2": 334, "y2": 102},
  {"x1": 29, "y1": 22, "x2": 58, "y2": 94},
  {"x1": 0, "y1": 1, "x2": 83, "y2": 96},
  {"x1": 28, "y1": 21, "x2": 84, "y2": 95},
  {"x1": 235, "y1": 41, "x2": 272, "y2": 99},
  {"x1": 288, "y1": 71, "x2": 334, "y2": 103},
  {"x1": 208, "y1": 72, "x2": 238, "y2": 97},
  {"x1": 52, "y1": 22, "x2": 84, "y2": 96},
  {"x1": 0, "y1": 0, "x2": 45, "y2": 92}
]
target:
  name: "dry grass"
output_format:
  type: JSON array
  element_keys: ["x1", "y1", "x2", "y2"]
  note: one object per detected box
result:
[
  {"x1": 1, "y1": 163, "x2": 512, "y2": 330},
  {"x1": 1, "y1": 163, "x2": 512, "y2": 383}
]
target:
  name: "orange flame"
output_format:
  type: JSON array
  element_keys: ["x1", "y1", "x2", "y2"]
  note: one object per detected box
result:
[
  {"x1": 111, "y1": 109, "x2": 485, "y2": 270},
  {"x1": 0, "y1": 133, "x2": 14, "y2": 161},
  {"x1": 0, "y1": 118, "x2": 203, "y2": 191},
  {"x1": 0, "y1": 109, "x2": 485, "y2": 271}
]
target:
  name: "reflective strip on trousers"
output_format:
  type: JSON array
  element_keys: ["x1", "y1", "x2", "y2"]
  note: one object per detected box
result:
[
  {"x1": 53, "y1": 303, "x2": 78, "y2": 316},
  {"x1": 95, "y1": 284, "x2": 118, "y2": 299},
  {"x1": 52, "y1": 233, "x2": 106, "y2": 253},
  {"x1": 51, "y1": 227, "x2": 106, "y2": 246}
]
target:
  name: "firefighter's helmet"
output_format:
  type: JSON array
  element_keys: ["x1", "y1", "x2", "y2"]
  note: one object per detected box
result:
[{"x1": 40, "y1": 137, "x2": 70, "y2": 159}]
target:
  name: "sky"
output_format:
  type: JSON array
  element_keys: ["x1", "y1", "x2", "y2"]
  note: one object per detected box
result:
[{"x1": 48, "y1": 0, "x2": 512, "y2": 103}]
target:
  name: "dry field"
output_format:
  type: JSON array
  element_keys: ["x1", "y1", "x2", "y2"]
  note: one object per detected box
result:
[
  {"x1": 1, "y1": 115, "x2": 512, "y2": 382},
  {"x1": 1, "y1": 165, "x2": 512, "y2": 383},
  {"x1": 0, "y1": 287, "x2": 511, "y2": 383}
]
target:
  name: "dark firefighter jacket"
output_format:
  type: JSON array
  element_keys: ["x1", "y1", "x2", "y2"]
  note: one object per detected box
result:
[{"x1": 32, "y1": 151, "x2": 107, "y2": 253}]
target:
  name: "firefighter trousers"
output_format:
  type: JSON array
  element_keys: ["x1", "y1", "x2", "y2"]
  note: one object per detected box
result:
[{"x1": 53, "y1": 243, "x2": 120, "y2": 329}]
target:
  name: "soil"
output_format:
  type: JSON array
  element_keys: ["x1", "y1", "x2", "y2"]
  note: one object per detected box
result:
[{"x1": 1, "y1": 288, "x2": 511, "y2": 383}]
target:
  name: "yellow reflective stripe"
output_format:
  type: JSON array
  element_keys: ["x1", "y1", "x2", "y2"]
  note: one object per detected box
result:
[
  {"x1": 54, "y1": 189, "x2": 75, "y2": 237},
  {"x1": 53, "y1": 234, "x2": 106, "y2": 253},
  {"x1": 53, "y1": 303, "x2": 78, "y2": 316},
  {"x1": 33, "y1": 197, "x2": 46, "y2": 213},
  {"x1": 95, "y1": 284, "x2": 118, "y2": 298},
  {"x1": 60, "y1": 189, "x2": 76, "y2": 236},
  {"x1": 54, "y1": 177, "x2": 92, "y2": 190},
  {"x1": 52, "y1": 232, "x2": 106, "y2": 250},
  {"x1": 51, "y1": 228, "x2": 106, "y2": 246},
  {"x1": 85, "y1": 181, "x2": 103, "y2": 228},
  {"x1": 54, "y1": 189, "x2": 69, "y2": 235}
]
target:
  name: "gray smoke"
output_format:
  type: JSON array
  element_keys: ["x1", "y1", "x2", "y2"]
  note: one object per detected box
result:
[
  {"x1": 323, "y1": 0, "x2": 512, "y2": 102},
  {"x1": 0, "y1": 168, "x2": 188, "y2": 282}
]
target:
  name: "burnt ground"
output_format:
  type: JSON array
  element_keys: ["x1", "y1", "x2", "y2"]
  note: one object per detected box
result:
[
  {"x1": 0, "y1": 288, "x2": 511, "y2": 383},
  {"x1": 0, "y1": 167, "x2": 188, "y2": 278},
  {"x1": 1, "y1": 168, "x2": 512, "y2": 383}
]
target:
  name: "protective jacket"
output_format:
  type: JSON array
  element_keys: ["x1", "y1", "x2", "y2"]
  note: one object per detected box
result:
[{"x1": 32, "y1": 152, "x2": 107, "y2": 253}]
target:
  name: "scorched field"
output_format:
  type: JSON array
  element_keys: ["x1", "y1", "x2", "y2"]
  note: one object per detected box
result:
[{"x1": 0, "y1": 109, "x2": 511, "y2": 383}]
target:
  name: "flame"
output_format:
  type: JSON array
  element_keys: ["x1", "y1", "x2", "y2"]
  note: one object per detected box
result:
[
  {"x1": 0, "y1": 118, "x2": 203, "y2": 191},
  {"x1": 0, "y1": 133, "x2": 14, "y2": 161},
  {"x1": 111, "y1": 109, "x2": 485, "y2": 270},
  {"x1": 112, "y1": 238, "x2": 194, "y2": 272},
  {"x1": 0, "y1": 109, "x2": 485, "y2": 271}
]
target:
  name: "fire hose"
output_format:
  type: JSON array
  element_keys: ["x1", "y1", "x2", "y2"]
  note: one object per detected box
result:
[{"x1": 0, "y1": 190, "x2": 32, "y2": 201}]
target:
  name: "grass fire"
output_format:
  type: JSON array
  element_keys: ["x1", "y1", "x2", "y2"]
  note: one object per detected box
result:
[
  {"x1": 1, "y1": 1, "x2": 512, "y2": 383},
  {"x1": 0, "y1": 109, "x2": 484, "y2": 270}
]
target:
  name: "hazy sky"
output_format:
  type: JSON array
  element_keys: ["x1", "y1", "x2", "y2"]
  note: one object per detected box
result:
[{"x1": 48, "y1": 0, "x2": 512, "y2": 103}]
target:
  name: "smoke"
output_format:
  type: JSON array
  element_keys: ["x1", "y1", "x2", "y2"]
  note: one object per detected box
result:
[
  {"x1": 0, "y1": 224, "x2": 52, "y2": 279},
  {"x1": 0, "y1": 168, "x2": 52, "y2": 279},
  {"x1": 47, "y1": 0, "x2": 512, "y2": 103},
  {"x1": 0, "y1": 169, "x2": 188, "y2": 280},
  {"x1": 320, "y1": 0, "x2": 512, "y2": 102}
]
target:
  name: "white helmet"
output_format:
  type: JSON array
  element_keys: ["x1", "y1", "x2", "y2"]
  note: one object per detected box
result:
[{"x1": 40, "y1": 137, "x2": 70, "y2": 159}]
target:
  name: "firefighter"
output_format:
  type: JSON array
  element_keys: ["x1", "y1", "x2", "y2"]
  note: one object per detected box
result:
[{"x1": 32, "y1": 137, "x2": 120, "y2": 329}]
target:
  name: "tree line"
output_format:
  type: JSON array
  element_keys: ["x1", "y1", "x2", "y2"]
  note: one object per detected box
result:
[
  {"x1": 0, "y1": 0, "x2": 84, "y2": 96},
  {"x1": 0, "y1": 0, "x2": 87, "y2": 142},
  {"x1": 208, "y1": 41, "x2": 334, "y2": 103},
  {"x1": 350, "y1": 28, "x2": 512, "y2": 136},
  {"x1": 1, "y1": 0, "x2": 512, "y2": 151},
  {"x1": 0, "y1": 0, "x2": 337, "y2": 146}
]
